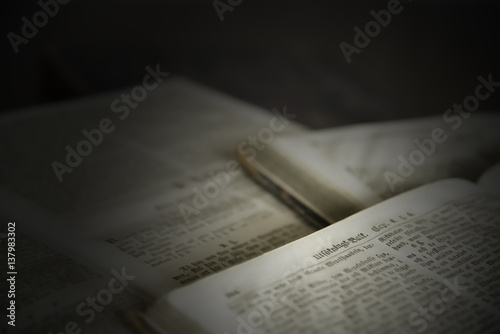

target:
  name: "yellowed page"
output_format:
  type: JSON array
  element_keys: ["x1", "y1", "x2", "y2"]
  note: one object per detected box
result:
[{"x1": 150, "y1": 179, "x2": 500, "y2": 333}]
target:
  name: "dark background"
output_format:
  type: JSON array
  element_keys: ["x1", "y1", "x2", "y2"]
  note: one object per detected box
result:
[{"x1": 2, "y1": 0, "x2": 500, "y2": 128}]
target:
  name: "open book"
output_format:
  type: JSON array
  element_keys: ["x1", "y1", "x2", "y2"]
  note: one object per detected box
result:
[
  {"x1": 146, "y1": 177, "x2": 500, "y2": 333},
  {"x1": 1, "y1": 78, "x2": 499, "y2": 333},
  {"x1": 143, "y1": 113, "x2": 500, "y2": 332}
]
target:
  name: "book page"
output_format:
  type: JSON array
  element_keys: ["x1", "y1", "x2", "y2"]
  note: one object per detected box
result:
[
  {"x1": 151, "y1": 179, "x2": 500, "y2": 333},
  {"x1": 245, "y1": 114, "x2": 500, "y2": 223},
  {"x1": 0, "y1": 78, "x2": 315, "y2": 298}
]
